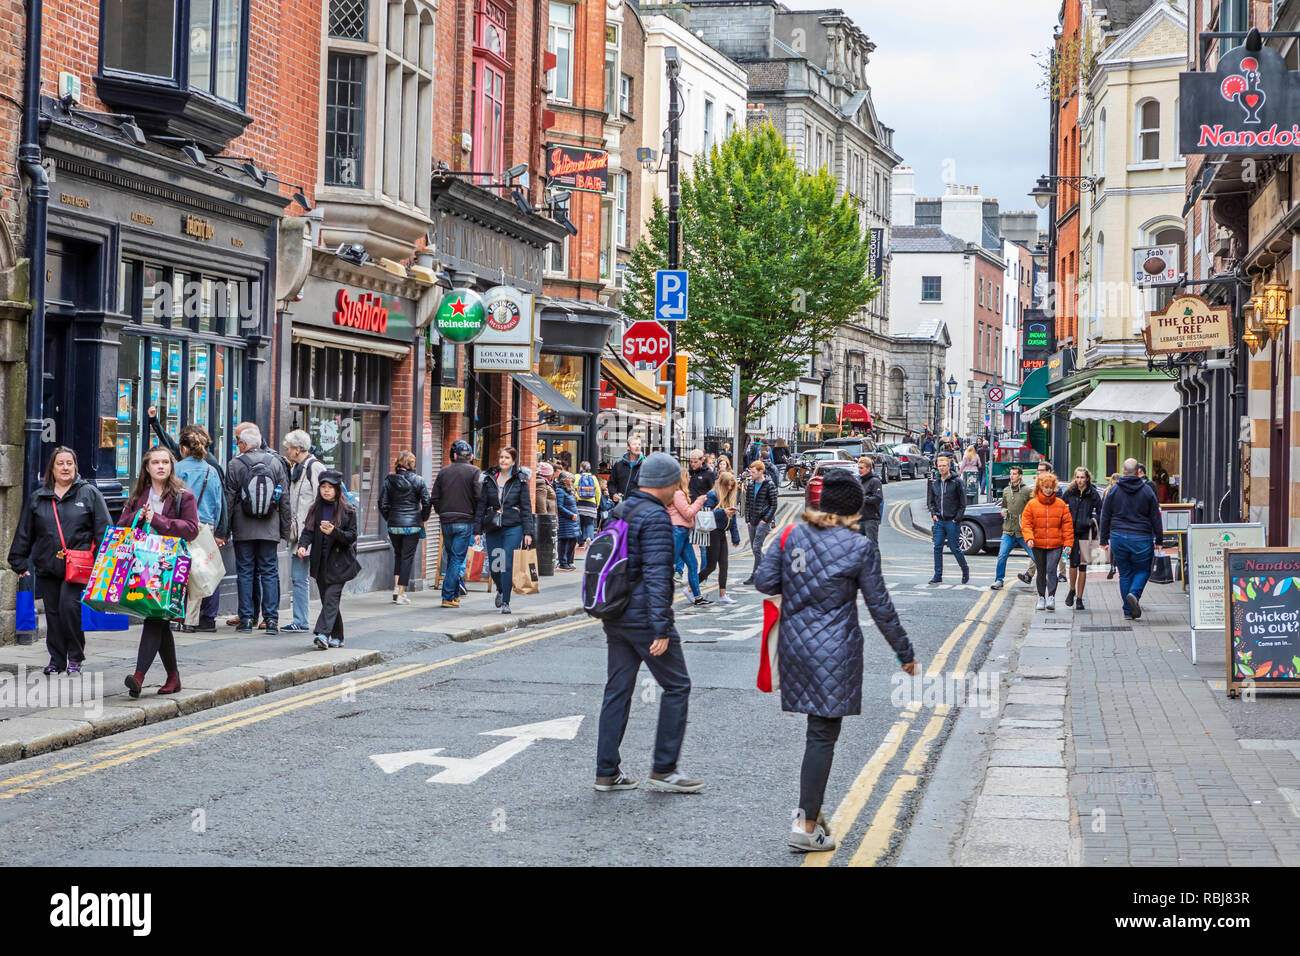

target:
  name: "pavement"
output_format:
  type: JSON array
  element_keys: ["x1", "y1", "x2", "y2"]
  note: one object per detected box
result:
[
  {"x1": 0, "y1": 566, "x2": 587, "y2": 765},
  {"x1": 901, "y1": 552, "x2": 1300, "y2": 867}
]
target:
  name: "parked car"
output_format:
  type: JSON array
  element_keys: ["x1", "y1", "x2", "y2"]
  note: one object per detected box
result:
[
  {"x1": 888, "y1": 443, "x2": 931, "y2": 479},
  {"x1": 804, "y1": 460, "x2": 859, "y2": 510},
  {"x1": 800, "y1": 447, "x2": 858, "y2": 467},
  {"x1": 957, "y1": 475, "x2": 1037, "y2": 554},
  {"x1": 822, "y1": 437, "x2": 902, "y2": 483}
]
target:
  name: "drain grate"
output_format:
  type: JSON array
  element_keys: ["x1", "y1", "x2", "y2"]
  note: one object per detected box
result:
[
  {"x1": 1080, "y1": 625, "x2": 1133, "y2": 632},
  {"x1": 1082, "y1": 770, "x2": 1157, "y2": 799}
]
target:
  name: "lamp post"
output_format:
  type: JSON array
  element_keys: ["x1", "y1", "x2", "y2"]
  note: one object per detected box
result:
[
  {"x1": 946, "y1": 374, "x2": 958, "y2": 438},
  {"x1": 664, "y1": 46, "x2": 681, "y2": 456}
]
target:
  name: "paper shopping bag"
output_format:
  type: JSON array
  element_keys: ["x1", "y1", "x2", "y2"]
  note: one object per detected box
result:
[
  {"x1": 757, "y1": 596, "x2": 781, "y2": 693},
  {"x1": 512, "y1": 548, "x2": 540, "y2": 595},
  {"x1": 466, "y1": 545, "x2": 488, "y2": 583},
  {"x1": 186, "y1": 524, "x2": 225, "y2": 598}
]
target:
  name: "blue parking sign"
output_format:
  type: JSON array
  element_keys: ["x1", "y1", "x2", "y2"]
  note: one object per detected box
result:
[{"x1": 655, "y1": 270, "x2": 688, "y2": 322}]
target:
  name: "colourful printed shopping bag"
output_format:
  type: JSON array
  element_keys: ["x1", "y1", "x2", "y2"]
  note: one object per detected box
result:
[{"x1": 83, "y1": 515, "x2": 192, "y2": 621}]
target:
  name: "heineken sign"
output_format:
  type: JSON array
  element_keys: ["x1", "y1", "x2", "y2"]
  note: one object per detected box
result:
[
  {"x1": 1180, "y1": 39, "x2": 1300, "y2": 154},
  {"x1": 434, "y1": 289, "x2": 487, "y2": 343}
]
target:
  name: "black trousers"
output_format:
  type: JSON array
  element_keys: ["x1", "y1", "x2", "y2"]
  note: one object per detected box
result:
[
  {"x1": 700, "y1": 528, "x2": 729, "y2": 590},
  {"x1": 1033, "y1": 547, "x2": 1064, "y2": 597},
  {"x1": 37, "y1": 574, "x2": 86, "y2": 668},
  {"x1": 859, "y1": 518, "x2": 880, "y2": 546},
  {"x1": 314, "y1": 580, "x2": 345, "y2": 642},
  {"x1": 799, "y1": 714, "x2": 844, "y2": 822},
  {"x1": 390, "y1": 532, "x2": 421, "y2": 587},
  {"x1": 558, "y1": 536, "x2": 578, "y2": 567},
  {"x1": 136, "y1": 618, "x2": 178, "y2": 674}
]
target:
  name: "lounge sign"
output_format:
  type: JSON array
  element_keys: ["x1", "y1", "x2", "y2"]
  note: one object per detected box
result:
[
  {"x1": 545, "y1": 144, "x2": 609, "y2": 194},
  {"x1": 1145, "y1": 294, "x2": 1233, "y2": 354},
  {"x1": 1180, "y1": 41, "x2": 1300, "y2": 154}
]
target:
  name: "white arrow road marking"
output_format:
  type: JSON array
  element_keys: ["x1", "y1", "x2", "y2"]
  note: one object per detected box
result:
[
  {"x1": 684, "y1": 624, "x2": 762, "y2": 642},
  {"x1": 369, "y1": 715, "x2": 584, "y2": 785}
]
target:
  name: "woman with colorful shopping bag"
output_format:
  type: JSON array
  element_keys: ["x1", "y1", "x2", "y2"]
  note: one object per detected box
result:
[
  {"x1": 120, "y1": 446, "x2": 199, "y2": 697},
  {"x1": 7, "y1": 447, "x2": 112, "y2": 674}
]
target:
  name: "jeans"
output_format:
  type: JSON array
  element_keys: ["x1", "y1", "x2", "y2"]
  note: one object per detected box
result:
[
  {"x1": 1032, "y1": 547, "x2": 1063, "y2": 597},
  {"x1": 799, "y1": 714, "x2": 844, "y2": 822},
  {"x1": 441, "y1": 522, "x2": 474, "y2": 602},
  {"x1": 931, "y1": 519, "x2": 969, "y2": 580},
  {"x1": 290, "y1": 552, "x2": 311, "y2": 629},
  {"x1": 235, "y1": 540, "x2": 280, "y2": 625},
  {"x1": 484, "y1": 524, "x2": 524, "y2": 604},
  {"x1": 596, "y1": 627, "x2": 692, "y2": 777},
  {"x1": 580, "y1": 516, "x2": 596, "y2": 543},
  {"x1": 558, "y1": 537, "x2": 578, "y2": 568},
  {"x1": 1109, "y1": 531, "x2": 1154, "y2": 614},
  {"x1": 136, "y1": 618, "x2": 178, "y2": 674},
  {"x1": 36, "y1": 575, "x2": 86, "y2": 669},
  {"x1": 860, "y1": 518, "x2": 880, "y2": 546},
  {"x1": 749, "y1": 520, "x2": 771, "y2": 566},
  {"x1": 994, "y1": 533, "x2": 1029, "y2": 582},
  {"x1": 672, "y1": 526, "x2": 701, "y2": 599},
  {"x1": 315, "y1": 580, "x2": 345, "y2": 642}
]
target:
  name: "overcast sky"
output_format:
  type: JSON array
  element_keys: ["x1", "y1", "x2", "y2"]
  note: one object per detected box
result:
[{"x1": 843, "y1": 0, "x2": 1060, "y2": 222}]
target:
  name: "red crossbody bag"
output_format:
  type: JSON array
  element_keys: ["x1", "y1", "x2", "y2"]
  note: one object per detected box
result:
[{"x1": 51, "y1": 498, "x2": 95, "y2": 586}]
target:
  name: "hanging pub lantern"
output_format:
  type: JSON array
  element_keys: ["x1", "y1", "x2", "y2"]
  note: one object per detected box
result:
[
  {"x1": 1240, "y1": 304, "x2": 1264, "y2": 353},
  {"x1": 1262, "y1": 282, "x2": 1290, "y2": 339}
]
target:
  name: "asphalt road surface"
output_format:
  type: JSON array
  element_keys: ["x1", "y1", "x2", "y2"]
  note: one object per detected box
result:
[{"x1": 0, "y1": 480, "x2": 1014, "y2": 866}]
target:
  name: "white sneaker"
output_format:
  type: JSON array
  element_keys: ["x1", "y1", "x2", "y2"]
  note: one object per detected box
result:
[
  {"x1": 1046, "y1": 595, "x2": 1056, "y2": 611},
  {"x1": 1035, "y1": 597, "x2": 1046, "y2": 611},
  {"x1": 395, "y1": 594, "x2": 411, "y2": 606},
  {"x1": 788, "y1": 823, "x2": 837, "y2": 853},
  {"x1": 717, "y1": 594, "x2": 737, "y2": 605}
]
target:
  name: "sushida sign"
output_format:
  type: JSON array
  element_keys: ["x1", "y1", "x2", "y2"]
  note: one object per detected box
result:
[{"x1": 1181, "y1": 42, "x2": 1300, "y2": 154}]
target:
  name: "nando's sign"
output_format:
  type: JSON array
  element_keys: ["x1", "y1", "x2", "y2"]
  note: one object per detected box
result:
[
  {"x1": 545, "y1": 144, "x2": 609, "y2": 194},
  {"x1": 1181, "y1": 39, "x2": 1300, "y2": 154}
]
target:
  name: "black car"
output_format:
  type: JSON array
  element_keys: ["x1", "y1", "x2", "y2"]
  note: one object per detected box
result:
[
  {"x1": 957, "y1": 476, "x2": 1036, "y2": 554},
  {"x1": 888, "y1": 443, "x2": 930, "y2": 479}
]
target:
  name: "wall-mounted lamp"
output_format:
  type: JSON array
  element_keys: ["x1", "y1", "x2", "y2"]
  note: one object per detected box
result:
[{"x1": 1262, "y1": 281, "x2": 1290, "y2": 339}]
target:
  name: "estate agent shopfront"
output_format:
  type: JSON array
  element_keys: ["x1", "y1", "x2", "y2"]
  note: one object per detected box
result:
[{"x1": 40, "y1": 106, "x2": 285, "y2": 509}]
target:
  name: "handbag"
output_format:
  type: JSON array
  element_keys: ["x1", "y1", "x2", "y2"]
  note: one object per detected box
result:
[
  {"x1": 15, "y1": 575, "x2": 36, "y2": 634},
  {"x1": 756, "y1": 524, "x2": 796, "y2": 694},
  {"x1": 694, "y1": 507, "x2": 717, "y2": 533},
  {"x1": 512, "y1": 547, "x2": 540, "y2": 595},
  {"x1": 51, "y1": 497, "x2": 94, "y2": 586},
  {"x1": 187, "y1": 523, "x2": 225, "y2": 598}
]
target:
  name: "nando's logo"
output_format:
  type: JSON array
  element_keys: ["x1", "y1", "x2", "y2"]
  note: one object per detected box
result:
[
  {"x1": 1220, "y1": 57, "x2": 1266, "y2": 124},
  {"x1": 1183, "y1": 36, "x2": 1300, "y2": 154}
]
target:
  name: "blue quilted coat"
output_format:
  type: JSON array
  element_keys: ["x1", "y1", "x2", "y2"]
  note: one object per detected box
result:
[
  {"x1": 555, "y1": 486, "x2": 580, "y2": 539},
  {"x1": 754, "y1": 522, "x2": 913, "y2": 718}
]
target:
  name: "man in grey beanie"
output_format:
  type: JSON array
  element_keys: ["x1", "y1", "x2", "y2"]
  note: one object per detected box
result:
[{"x1": 594, "y1": 451, "x2": 703, "y2": 794}]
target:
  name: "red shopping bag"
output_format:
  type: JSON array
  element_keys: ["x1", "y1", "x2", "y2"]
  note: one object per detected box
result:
[
  {"x1": 466, "y1": 545, "x2": 488, "y2": 583},
  {"x1": 756, "y1": 524, "x2": 795, "y2": 694}
]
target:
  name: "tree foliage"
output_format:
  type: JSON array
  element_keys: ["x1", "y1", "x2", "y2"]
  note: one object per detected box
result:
[{"x1": 623, "y1": 122, "x2": 877, "y2": 423}]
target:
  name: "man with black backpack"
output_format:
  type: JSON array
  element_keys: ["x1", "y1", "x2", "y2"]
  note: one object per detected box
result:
[
  {"x1": 591, "y1": 452, "x2": 702, "y2": 795},
  {"x1": 225, "y1": 424, "x2": 292, "y2": 633}
]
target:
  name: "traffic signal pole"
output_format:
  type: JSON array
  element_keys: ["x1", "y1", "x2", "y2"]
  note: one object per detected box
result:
[{"x1": 665, "y1": 48, "x2": 681, "y2": 458}]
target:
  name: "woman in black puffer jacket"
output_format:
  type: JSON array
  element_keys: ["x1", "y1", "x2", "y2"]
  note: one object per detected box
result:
[
  {"x1": 754, "y1": 468, "x2": 916, "y2": 854},
  {"x1": 474, "y1": 446, "x2": 535, "y2": 615},
  {"x1": 379, "y1": 451, "x2": 432, "y2": 605}
]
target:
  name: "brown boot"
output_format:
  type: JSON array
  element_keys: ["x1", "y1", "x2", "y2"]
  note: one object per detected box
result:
[
  {"x1": 158, "y1": 670, "x2": 182, "y2": 694},
  {"x1": 124, "y1": 671, "x2": 146, "y2": 698}
]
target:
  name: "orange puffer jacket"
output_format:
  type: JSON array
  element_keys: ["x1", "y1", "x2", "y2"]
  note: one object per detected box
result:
[{"x1": 1020, "y1": 490, "x2": 1075, "y2": 550}]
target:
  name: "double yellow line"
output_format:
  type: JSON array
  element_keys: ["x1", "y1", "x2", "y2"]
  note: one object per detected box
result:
[
  {"x1": 803, "y1": 587, "x2": 1007, "y2": 867},
  {"x1": 888, "y1": 501, "x2": 932, "y2": 543},
  {"x1": 0, "y1": 618, "x2": 591, "y2": 800}
]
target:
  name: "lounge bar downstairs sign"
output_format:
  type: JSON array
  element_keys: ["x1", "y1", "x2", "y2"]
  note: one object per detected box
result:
[
  {"x1": 1145, "y1": 293, "x2": 1233, "y2": 354},
  {"x1": 1180, "y1": 38, "x2": 1300, "y2": 154}
]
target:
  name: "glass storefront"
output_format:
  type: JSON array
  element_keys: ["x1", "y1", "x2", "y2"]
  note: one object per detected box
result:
[
  {"x1": 115, "y1": 258, "x2": 250, "y2": 492},
  {"x1": 289, "y1": 342, "x2": 391, "y2": 540}
]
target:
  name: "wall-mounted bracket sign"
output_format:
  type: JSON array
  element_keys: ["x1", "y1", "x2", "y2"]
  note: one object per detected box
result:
[
  {"x1": 546, "y1": 144, "x2": 609, "y2": 194},
  {"x1": 433, "y1": 289, "x2": 487, "y2": 343},
  {"x1": 1180, "y1": 41, "x2": 1300, "y2": 154},
  {"x1": 1144, "y1": 294, "x2": 1233, "y2": 355}
]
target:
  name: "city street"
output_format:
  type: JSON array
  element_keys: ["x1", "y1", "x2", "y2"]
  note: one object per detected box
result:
[{"x1": 0, "y1": 482, "x2": 1015, "y2": 866}]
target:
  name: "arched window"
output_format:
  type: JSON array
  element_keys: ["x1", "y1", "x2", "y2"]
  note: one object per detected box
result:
[
  {"x1": 1151, "y1": 225, "x2": 1184, "y2": 313},
  {"x1": 888, "y1": 368, "x2": 905, "y2": 420},
  {"x1": 1137, "y1": 99, "x2": 1160, "y2": 162},
  {"x1": 1097, "y1": 108, "x2": 1106, "y2": 178},
  {"x1": 1092, "y1": 233, "x2": 1104, "y2": 337}
]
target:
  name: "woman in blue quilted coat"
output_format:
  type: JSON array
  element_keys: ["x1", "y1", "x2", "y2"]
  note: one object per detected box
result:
[{"x1": 755, "y1": 467, "x2": 917, "y2": 853}]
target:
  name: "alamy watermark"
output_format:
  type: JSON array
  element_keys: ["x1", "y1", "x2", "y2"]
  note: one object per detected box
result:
[
  {"x1": 0, "y1": 665, "x2": 103, "y2": 719},
  {"x1": 889, "y1": 670, "x2": 1000, "y2": 718}
]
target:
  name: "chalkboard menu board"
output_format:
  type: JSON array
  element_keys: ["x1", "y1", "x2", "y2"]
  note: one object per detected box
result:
[{"x1": 1225, "y1": 548, "x2": 1300, "y2": 697}]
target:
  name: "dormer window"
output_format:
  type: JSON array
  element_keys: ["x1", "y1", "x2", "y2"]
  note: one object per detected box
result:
[{"x1": 97, "y1": 0, "x2": 252, "y2": 150}]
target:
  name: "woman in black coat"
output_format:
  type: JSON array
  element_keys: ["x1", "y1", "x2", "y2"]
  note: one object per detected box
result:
[
  {"x1": 7, "y1": 447, "x2": 111, "y2": 675},
  {"x1": 295, "y1": 470, "x2": 361, "y2": 649},
  {"x1": 754, "y1": 468, "x2": 917, "y2": 854},
  {"x1": 379, "y1": 450, "x2": 431, "y2": 605},
  {"x1": 1062, "y1": 466, "x2": 1103, "y2": 611},
  {"x1": 474, "y1": 446, "x2": 535, "y2": 615}
]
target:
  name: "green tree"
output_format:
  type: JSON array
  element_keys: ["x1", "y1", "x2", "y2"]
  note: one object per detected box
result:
[{"x1": 624, "y1": 122, "x2": 878, "y2": 429}]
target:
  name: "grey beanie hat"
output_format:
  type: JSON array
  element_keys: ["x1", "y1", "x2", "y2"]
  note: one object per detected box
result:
[{"x1": 638, "y1": 451, "x2": 682, "y2": 489}]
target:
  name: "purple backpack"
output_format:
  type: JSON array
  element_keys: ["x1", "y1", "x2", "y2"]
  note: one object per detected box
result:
[{"x1": 583, "y1": 498, "x2": 650, "y2": 620}]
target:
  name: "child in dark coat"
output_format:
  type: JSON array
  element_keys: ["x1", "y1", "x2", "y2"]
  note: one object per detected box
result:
[{"x1": 295, "y1": 470, "x2": 361, "y2": 649}]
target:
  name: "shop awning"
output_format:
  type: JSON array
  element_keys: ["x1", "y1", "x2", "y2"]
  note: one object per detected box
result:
[
  {"x1": 601, "y1": 359, "x2": 665, "y2": 409},
  {"x1": 510, "y1": 372, "x2": 591, "y2": 425},
  {"x1": 1069, "y1": 380, "x2": 1178, "y2": 425},
  {"x1": 840, "y1": 402, "x2": 872, "y2": 425},
  {"x1": 1002, "y1": 388, "x2": 1021, "y2": 406},
  {"x1": 1021, "y1": 384, "x2": 1090, "y2": 420},
  {"x1": 291, "y1": 326, "x2": 411, "y2": 360}
]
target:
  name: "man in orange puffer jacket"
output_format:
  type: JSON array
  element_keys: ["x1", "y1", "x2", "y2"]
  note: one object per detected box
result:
[{"x1": 1020, "y1": 472, "x2": 1074, "y2": 611}]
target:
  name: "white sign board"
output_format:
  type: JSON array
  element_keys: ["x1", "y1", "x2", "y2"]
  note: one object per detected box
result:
[
  {"x1": 1132, "y1": 245, "x2": 1180, "y2": 287},
  {"x1": 1188, "y1": 523, "x2": 1266, "y2": 631},
  {"x1": 473, "y1": 344, "x2": 532, "y2": 372},
  {"x1": 477, "y1": 286, "x2": 535, "y2": 346}
]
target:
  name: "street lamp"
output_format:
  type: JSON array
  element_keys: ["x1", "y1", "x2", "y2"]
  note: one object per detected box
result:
[
  {"x1": 946, "y1": 374, "x2": 957, "y2": 436},
  {"x1": 1029, "y1": 174, "x2": 1099, "y2": 209}
]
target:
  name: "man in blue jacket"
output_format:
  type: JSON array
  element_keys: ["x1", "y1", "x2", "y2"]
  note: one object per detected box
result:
[
  {"x1": 595, "y1": 452, "x2": 702, "y2": 794},
  {"x1": 1100, "y1": 457, "x2": 1163, "y2": 619}
]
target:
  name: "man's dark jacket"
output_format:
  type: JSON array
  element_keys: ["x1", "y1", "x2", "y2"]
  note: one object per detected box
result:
[
  {"x1": 687, "y1": 465, "x2": 715, "y2": 500},
  {"x1": 431, "y1": 461, "x2": 481, "y2": 524},
  {"x1": 927, "y1": 472, "x2": 966, "y2": 521},
  {"x1": 610, "y1": 453, "x2": 643, "y2": 499},
  {"x1": 1100, "y1": 475, "x2": 1162, "y2": 545},
  {"x1": 859, "y1": 471, "x2": 884, "y2": 522},
  {"x1": 605, "y1": 491, "x2": 676, "y2": 643}
]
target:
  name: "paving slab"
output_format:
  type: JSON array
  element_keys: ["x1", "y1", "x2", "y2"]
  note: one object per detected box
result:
[
  {"x1": 974, "y1": 794, "x2": 1070, "y2": 821},
  {"x1": 983, "y1": 766, "x2": 1068, "y2": 796},
  {"x1": 988, "y1": 748, "x2": 1066, "y2": 768}
]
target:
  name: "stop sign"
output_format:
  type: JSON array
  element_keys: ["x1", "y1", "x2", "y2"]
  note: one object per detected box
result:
[{"x1": 622, "y1": 320, "x2": 672, "y2": 368}]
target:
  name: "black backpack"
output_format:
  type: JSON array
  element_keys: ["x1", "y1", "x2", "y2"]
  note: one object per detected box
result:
[{"x1": 240, "y1": 454, "x2": 280, "y2": 518}]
